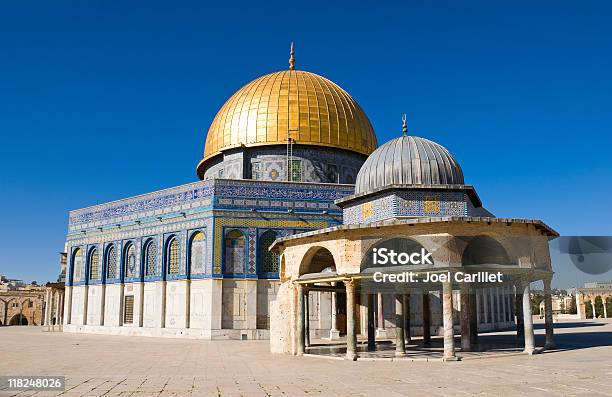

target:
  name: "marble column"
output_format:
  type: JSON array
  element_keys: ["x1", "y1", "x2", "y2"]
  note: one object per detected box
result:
[
  {"x1": 489, "y1": 288, "x2": 496, "y2": 325},
  {"x1": 44, "y1": 289, "x2": 51, "y2": 328},
  {"x1": 376, "y1": 292, "x2": 387, "y2": 338},
  {"x1": 58, "y1": 291, "x2": 65, "y2": 327},
  {"x1": 543, "y1": 277, "x2": 555, "y2": 349},
  {"x1": 329, "y1": 285, "x2": 340, "y2": 340},
  {"x1": 522, "y1": 282, "x2": 535, "y2": 354},
  {"x1": 442, "y1": 282, "x2": 456, "y2": 360},
  {"x1": 501, "y1": 286, "x2": 508, "y2": 323},
  {"x1": 395, "y1": 294, "x2": 406, "y2": 357},
  {"x1": 460, "y1": 284, "x2": 471, "y2": 351},
  {"x1": 422, "y1": 291, "x2": 431, "y2": 346},
  {"x1": 52, "y1": 290, "x2": 59, "y2": 331},
  {"x1": 476, "y1": 291, "x2": 481, "y2": 324},
  {"x1": 367, "y1": 294, "x2": 375, "y2": 351},
  {"x1": 345, "y1": 280, "x2": 357, "y2": 361},
  {"x1": 469, "y1": 291, "x2": 478, "y2": 345},
  {"x1": 591, "y1": 298, "x2": 597, "y2": 319},
  {"x1": 403, "y1": 294, "x2": 411, "y2": 344},
  {"x1": 304, "y1": 289, "x2": 310, "y2": 348},
  {"x1": 515, "y1": 286, "x2": 524, "y2": 342},
  {"x1": 604, "y1": 298, "x2": 609, "y2": 318},
  {"x1": 576, "y1": 292, "x2": 586, "y2": 319},
  {"x1": 483, "y1": 289, "x2": 489, "y2": 324},
  {"x1": 296, "y1": 284, "x2": 305, "y2": 356}
]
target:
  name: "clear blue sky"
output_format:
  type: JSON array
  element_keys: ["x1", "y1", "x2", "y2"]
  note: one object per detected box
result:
[{"x1": 1, "y1": 1, "x2": 610, "y2": 285}]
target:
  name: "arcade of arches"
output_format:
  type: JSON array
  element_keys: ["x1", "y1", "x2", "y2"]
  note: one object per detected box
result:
[
  {"x1": 576, "y1": 288, "x2": 612, "y2": 319},
  {"x1": 270, "y1": 219, "x2": 558, "y2": 360}
]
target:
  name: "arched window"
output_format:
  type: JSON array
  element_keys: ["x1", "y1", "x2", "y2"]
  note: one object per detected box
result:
[
  {"x1": 89, "y1": 248, "x2": 100, "y2": 280},
  {"x1": 124, "y1": 243, "x2": 137, "y2": 279},
  {"x1": 167, "y1": 237, "x2": 180, "y2": 275},
  {"x1": 224, "y1": 230, "x2": 245, "y2": 274},
  {"x1": 189, "y1": 231, "x2": 206, "y2": 274},
  {"x1": 258, "y1": 230, "x2": 279, "y2": 276},
  {"x1": 144, "y1": 240, "x2": 157, "y2": 276},
  {"x1": 106, "y1": 245, "x2": 118, "y2": 279},
  {"x1": 72, "y1": 248, "x2": 83, "y2": 282}
]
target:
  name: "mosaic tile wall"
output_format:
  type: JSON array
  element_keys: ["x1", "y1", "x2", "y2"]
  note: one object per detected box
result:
[
  {"x1": 68, "y1": 179, "x2": 353, "y2": 232},
  {"x1": 343, "y1": 190, "x2": 471, "y2": 225},
  {"x1": 66, "y1": 178, "x2": 346, "y2": 286},
  {"x1": 202, "y1": 145, "x2": 364, "y2": 184}
]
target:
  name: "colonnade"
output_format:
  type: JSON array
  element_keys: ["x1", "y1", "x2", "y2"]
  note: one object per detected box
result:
[
  {"x1": 44, "y1": 287, "x2": 65, "y2": 331},
  {"x1": 295, "y1": 277, "x2": 555, "y2": 360},
  {"x1": 576, "y1": 291, "x2": 612, "y2": 319}
]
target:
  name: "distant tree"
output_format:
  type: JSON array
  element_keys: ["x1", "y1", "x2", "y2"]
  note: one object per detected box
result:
[
  {"x1": 595, "y1": 296, "x2": 604, "y2": 318},
  {"x1": 31, "y1": 281, "x2": 37, "y2": 286},
  {"x1": 585, "y1": 300, "x2": 593, "y2": 318},
  {"x1": 568, "y1": 298, "x2": 577, "y2": 314},
  {"x1": 606, "y1": 297, "x2": 612, "y2": 318}
]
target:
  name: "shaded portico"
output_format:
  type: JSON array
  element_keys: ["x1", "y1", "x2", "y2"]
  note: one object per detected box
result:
[{"x1": 270, "y1": 217, "x2": 558, "y2": 361}]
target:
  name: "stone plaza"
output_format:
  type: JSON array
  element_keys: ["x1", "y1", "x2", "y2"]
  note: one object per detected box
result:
[{"x1": 1, "y1": 318, "x2": 612, "y2": 396}]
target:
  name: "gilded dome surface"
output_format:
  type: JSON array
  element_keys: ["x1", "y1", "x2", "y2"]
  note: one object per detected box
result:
[
  {"x1": 355, "y1": 135, "x2": 464, "y2": 195},
  {"x1": 198, "y1": 70, "x2": 377, "y2": 175}
]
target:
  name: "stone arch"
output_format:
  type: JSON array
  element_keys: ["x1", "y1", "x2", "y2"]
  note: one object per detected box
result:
[
  {"x1": 462, "y1": 235, "x2": 512, "y2": 266},
  {"x1": 361, "y1": 236, "x2": 431, "y2": 270},
  {"x1": 9, "y1": 314, "x2": 28, "y2": 326},
  {"x1": 299, "y1": 246, "x2": 337, "y2": 276}
]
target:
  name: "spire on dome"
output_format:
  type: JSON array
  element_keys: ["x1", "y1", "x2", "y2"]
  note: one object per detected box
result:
[
  {"x1": 289, "y1": 42, "x2": 295, "y2": 70},
  {"x1": 402, "y1": 114, "x2": 408, "y2": 136}
]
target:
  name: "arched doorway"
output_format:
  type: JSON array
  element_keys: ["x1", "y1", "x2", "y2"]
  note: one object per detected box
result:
[
  {"x1": 9, "y1": 314, "x2": 28, "y2": 326},
  {"x1": 298, "y1": 247, "x2": 346, "y2": 336}
]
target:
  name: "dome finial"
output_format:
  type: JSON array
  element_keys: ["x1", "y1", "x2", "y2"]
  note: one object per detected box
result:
[
  {"x1": 289, "y1": 42, "x2": 295, "y2": 70},
  {"x1": 402, "y1": 114, "x2": 408, "y2": 136}
]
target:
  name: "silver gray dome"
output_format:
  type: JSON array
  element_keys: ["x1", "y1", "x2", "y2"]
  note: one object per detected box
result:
[{"x1": 355, "y1": 135, "x2": 464, "y2": 195}]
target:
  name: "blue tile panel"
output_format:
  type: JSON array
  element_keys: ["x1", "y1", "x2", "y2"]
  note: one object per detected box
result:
[{"x1": 343, "y1": 190, "x2": 469, "y2": 225}]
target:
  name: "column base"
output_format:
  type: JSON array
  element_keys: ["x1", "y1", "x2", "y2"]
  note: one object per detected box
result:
[
  {"x1": 544, "y1": 342, "x2": 556, "y2": 350},
  {"x1": 394, "y1": 351, "x2": 407, "y2": 358},
  {"x1": 345, "y1": 352, "x2": 357, "y2": 361},
  {"x1": 442, "y1": 355, "x2": 459, "y2": 362},
  {"x1": 524, "y1": 347, "x2": 536, "y2": 355},
  {"x1": 326, "y1": 329, "x2": 340, "y2": 340},
  {"x1": 375, "y1": 328, "x2": 389, "y2": 338}
]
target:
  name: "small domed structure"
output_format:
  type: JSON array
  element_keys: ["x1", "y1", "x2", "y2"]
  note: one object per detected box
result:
[
  {"x1": 354, "y1": 135, "x2": 464, "y2": 196},
  {"x1": 337, "y1": 126, "x2": 493, "y2": 224}
]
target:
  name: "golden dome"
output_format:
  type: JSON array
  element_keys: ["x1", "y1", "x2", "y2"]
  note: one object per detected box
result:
[{"x1": 197, "y1": 69, "x2": 377, "y2": 177}]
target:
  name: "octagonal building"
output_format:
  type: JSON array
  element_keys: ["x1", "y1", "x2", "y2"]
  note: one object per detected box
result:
[{"x1": 61, "y1": 51, "x2": 377, "y2": 339}]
